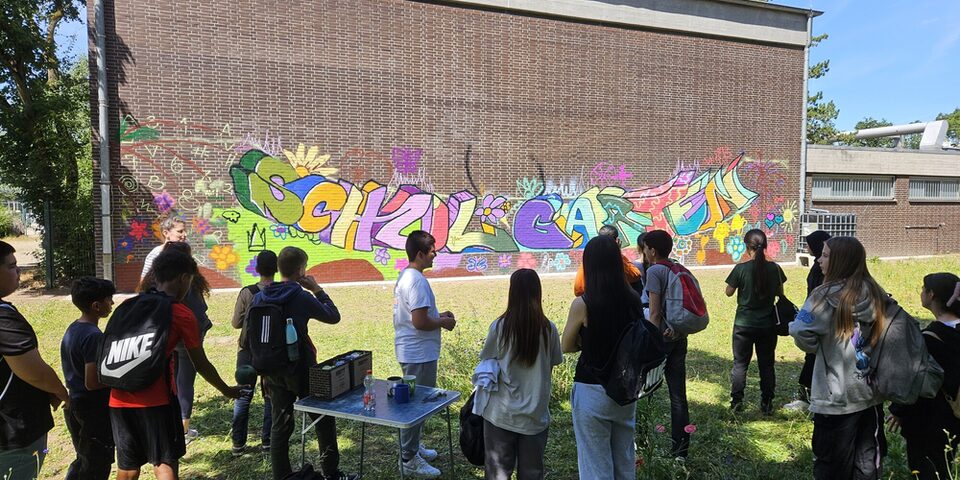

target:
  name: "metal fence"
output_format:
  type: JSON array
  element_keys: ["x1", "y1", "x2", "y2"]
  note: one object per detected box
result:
[
  {"x1": 1, "y1": 200, "x2": 39, "y2": 235},
  {"x1": 797, "y1": 211, "x2": 857, "y2": 252}
]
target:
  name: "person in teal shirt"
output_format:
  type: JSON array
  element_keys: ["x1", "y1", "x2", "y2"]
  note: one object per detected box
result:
[{"x1": 725, "y1": 229, "x2": 786, "y2": 415}]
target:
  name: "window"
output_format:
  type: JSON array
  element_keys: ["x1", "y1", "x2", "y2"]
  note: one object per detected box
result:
[
  {"x1": 909, "y1": 177, "x2": 960, "y2": 201},
  {"x1": 811, "y1": 176, "x2": 895, "y2": 201}
]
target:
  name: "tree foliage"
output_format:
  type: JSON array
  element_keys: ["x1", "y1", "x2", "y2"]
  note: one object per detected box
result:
[
  {"x1": 936, "y1": 107, "x2": 960, "y2": 146},
  {"x1": 0, "y1": 0, "x2": 93, "y2": 281},
  {"x1": 806, "y1": 34, "x2": 851, "y2": 145}
]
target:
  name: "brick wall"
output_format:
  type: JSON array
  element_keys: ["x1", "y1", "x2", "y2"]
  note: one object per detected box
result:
[
  {"x1": 805, "y1": 176, "x2": 960, "y2": 258},
  {"x1": 89, "y1": 0, "x2": 806, "y2": 291}
]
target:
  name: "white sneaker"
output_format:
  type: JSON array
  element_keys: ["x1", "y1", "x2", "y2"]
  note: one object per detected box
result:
[
  {"x1": 418, "y1": 443, "x2": 438, "y2": 462},
  {"x1": 184, "y1": 428, "x2": 199, "y2": 445},
  {"x1": 783, "y1": 399, "x2": 809, "y2": 411},
  {"x1": 401, "y1": 453, "x2": 441, "y2": 478}
]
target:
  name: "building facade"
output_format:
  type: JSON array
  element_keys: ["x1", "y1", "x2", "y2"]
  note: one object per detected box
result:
[
  {"x1": 89, "y1": 0, "x2": 815, "y2": 290},
  {"x1": 804, "y1": 145, "x2": 960, "y2": 258}
]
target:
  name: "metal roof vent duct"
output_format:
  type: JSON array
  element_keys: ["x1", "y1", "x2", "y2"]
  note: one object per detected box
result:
[{"x1": 853, "y1": 120, "x2": 949, "y2": 150}]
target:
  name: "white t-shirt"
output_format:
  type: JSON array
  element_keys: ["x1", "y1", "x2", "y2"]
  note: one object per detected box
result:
[
  {"x1": 393, "y1": 268, "x2": 441, "y2": 364},
  {"x1": 141, "y1": 244, "x2": 165, "y2": 279}
]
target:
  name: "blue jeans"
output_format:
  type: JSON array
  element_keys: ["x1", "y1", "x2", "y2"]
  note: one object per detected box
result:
[
  {"x1": 231, "y1": 350, "x2": 272, "y2": 448},
  {"x1": 571, "y1": 382, "x2": 636, "y2": 480},
  {"x1": 0, "y1": 433, "x2": 47, "y2": 480}
]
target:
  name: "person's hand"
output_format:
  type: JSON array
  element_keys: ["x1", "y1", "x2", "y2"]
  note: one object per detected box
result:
[
  {"x1": 441, "y1": 311, "x2": 455, "y2": 321},
  {"x1": 663, "y1": 328, "x2": 676, "y2": 340},
  {"x1": 50, "y1": 393, "x2": 66, "y2": 411},
  {"x1": 297, "y1": 275, "x2": 321, "y2": 293},
  {"x1": 885, "y1": 414, "x2": 901, "y2": 434},
  {"x1": 441, "y1": 316, "x2": 457, "y2": 331},
  {"x1": 221, "y1": 385, "x2": 244, "y2": 399}
]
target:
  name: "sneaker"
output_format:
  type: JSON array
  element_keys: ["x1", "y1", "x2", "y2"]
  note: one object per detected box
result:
[
  {"x1": 418, "y1": 443, "x2": 438, "y2": 462},
  {"x1": 184, "y1": 428, "x2": 199, "y2": 445},
  {"x1": 783, "y1": 399, "x2": 809, "y2": 411},
  {"x1": 401, "y1": 453, "x2": 441, "y2": 478},
  {"x1": 761, "y1": 399, "x2": 774, "y2": 415},
  {"x1": 231, "y1": 445, "x2": 247, "y2": 457},
  {"x1": 260, "y1": 442, "x2": 271, "y2": 453}
]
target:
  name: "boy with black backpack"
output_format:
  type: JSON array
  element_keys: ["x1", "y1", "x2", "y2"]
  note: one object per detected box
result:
[
  {"x1": 61, "y1": 277, "x2": 117, "y2": 480},
  {"x1": 230, "y1": 250, "x2": 276, "y2": 456},
  {"x1": 247, "y1": 246, "x2": 357, "y2": 480},
  {"x1": 101, "y1": 249, "x2": 240, "y2": 480}
]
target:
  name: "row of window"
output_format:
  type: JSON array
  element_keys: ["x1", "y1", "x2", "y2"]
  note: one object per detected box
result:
[{"x1": 811, "y1": 176, "x2": 960, "y2": 201}]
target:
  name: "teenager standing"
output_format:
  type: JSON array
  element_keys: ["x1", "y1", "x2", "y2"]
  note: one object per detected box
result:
[{"x1": 725, "y1": 229, "x2": 786, "y2": 414}]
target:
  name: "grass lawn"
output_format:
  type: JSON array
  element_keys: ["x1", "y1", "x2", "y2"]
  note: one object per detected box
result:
[{"x1": 15, "y1": 254, "x2": 960, "y2": 479}]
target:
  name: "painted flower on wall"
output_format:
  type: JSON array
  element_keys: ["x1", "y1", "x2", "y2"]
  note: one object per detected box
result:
[
  {"x1": 551, "y1": 252, "x2": 572, "y2": 272},
  {"x1": 153, "y1": 190, "x2": 175, "y2": 213},
  {"x1": 209, "y1": 244, "x2": 239, "y2": 271},
  {"x1": 674, "y1": 236, "x2": 693, "y2": 257},
  {"x1": 474, "y1": 195, "x2": 507, "y2": 225},
  {"x1": 498, "y1": 254, "x2": 513, "y2": 269},
  {"x1": 116, "y1": 236, "x2": 134, "y2": 253},
  {"x1": 128, "y1": 221, "x2": 148, "y2": 242},
  {"x1": 730, "y1": 213, "x2": 747, "y2": 234},
  {"x1": 374, "y1": 248, "x2": 391, "y2": 266},
  {"x1": 192, "y1": 218, "x2": 212, "y2": 236},
  {"x1": 283, "y1": 143, "x2": 338, "y2": 178},
  {"x1": 517, "y1": 252, "x2": 538, "y2": 269},
  {"x1": 270, "y1": 224, "x2": 289, "y2": 240},
  {"x1": 245, "y1": 257, "x2": 259, "y2": 277},
  {"x1": 727, "y1": 236, "x2": 746, "y2": 262},
  {"x1": 466, "y1": 256, "x2": 488, "y2": 273}
]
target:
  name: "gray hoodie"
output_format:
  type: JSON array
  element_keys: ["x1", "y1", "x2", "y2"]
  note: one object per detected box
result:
[{"x1": 789, "y1": 282, "x2": 883, "y2": 415}]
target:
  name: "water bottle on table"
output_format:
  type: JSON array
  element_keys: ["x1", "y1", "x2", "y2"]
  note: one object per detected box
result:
[{"x1": 363, "y1": 370, "x2": 376, "y2": 413}]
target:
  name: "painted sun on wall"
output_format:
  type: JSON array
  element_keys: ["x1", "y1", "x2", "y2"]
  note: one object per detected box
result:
[{"x1": 115, "y1": 116, "x2": 796, "y2": 286}]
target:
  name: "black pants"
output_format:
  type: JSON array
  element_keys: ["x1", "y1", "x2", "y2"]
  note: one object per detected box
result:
[
  {"x1": 903, "y1": 427, "x2": 959, "y2": 480},
  {"x1": 664, "y1": 338, "x2": 690, "y2": 458},
  {"x1": 798, "y1": 353, "x2": 816, "y2": 398},
  {"x1": 812, "y1": 405, "x2": 887, "y2": 480},
  {"x1": 264, "y1": 370, "x2": 340, "y2": 480},
  {"x1": 482, "y1": 420, "x2": 548, "y2": 480},
  {"x1": 64, "y1": 399, "x2": 115, "y2": 480},
  {"x1": 730, "y1": 325, "x2": 777, "y2": 403}
]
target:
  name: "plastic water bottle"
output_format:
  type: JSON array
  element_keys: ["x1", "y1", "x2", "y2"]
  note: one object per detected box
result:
[
  {"x1": 363, "y1": 370, "x2": 376, "y2": 413},
  {"x1": 285, "y1": 318, "x2": 299, "y2": 362}
]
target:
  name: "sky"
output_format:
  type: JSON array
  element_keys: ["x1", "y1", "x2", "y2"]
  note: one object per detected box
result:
[{"x1": 57, "y1": 1, "x2": 959, "y2": 131}]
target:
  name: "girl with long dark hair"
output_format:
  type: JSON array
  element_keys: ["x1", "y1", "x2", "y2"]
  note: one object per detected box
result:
[
  {"x1": 887, "y1": 272, "x2": 960, "y2": 480},
  {"x1": 562, "y1": 236, "x2": 646, "y2": 479},
  {"x1": 479, "y1": 269, "x2": 562, "y2": 480},
  {"x1": 725, "y1": 229, "x2": 786, "y2": 414},
  {"x1": 790, "y1": 237, "x2": 887, "y2": 479},
  {"x1": 785, "y1": 230, "x2": 831, "y2": 411}
]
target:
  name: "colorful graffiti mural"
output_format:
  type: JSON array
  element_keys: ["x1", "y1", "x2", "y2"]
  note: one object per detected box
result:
[{"x1": 114, "y1": 115, "x2": 797, "y2": 288}]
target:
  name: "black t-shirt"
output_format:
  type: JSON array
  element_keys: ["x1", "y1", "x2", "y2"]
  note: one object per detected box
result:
[
  {"x1": 60, "y1": 320, "x2": 109, "y2": 404},
  {"x1": 0, "y1": 301, "x2": 55, "y2": 450}
]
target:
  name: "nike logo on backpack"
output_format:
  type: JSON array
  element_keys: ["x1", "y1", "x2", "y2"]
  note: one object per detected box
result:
[{"x1": 100, "y1": 333, "x2": 156, "y2": 378}]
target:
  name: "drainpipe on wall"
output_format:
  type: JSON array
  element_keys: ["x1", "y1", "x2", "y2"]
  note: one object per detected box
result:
[
  {"x1": 798, "y1": 12, "x2": 813, "y2": 221},
  {"x1": 95, "y1": 0, "x2": 112, "y2": 280}
]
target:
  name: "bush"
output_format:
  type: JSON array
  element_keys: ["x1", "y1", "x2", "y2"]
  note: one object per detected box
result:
[{"x1": 0, "y1": 205, "x2": 23, "y2": 237}]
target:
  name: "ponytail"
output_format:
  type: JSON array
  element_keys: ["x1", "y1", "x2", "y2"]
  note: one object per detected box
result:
[{"x1": 744, "y1": 229, "x2": 771, "y2": 297}]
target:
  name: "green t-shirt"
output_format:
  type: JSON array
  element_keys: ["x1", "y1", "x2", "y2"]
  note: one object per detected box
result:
[{"x1": 725, "y1": 260, "x2": 786, "y2": 328}]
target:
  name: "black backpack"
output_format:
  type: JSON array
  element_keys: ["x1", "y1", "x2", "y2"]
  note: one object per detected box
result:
[
  {"x1": 595, "y1": 316, "x2": 667, "y2": 406},
  {"x1": 459, "y1": 390, "x2": 485, "y2": 466},
  {"x1": 98, "y1": 291, "x2": 173, "y2": 391},
  {"x1": 244, "y1": 294, "x2": 297, "y2": 375}
]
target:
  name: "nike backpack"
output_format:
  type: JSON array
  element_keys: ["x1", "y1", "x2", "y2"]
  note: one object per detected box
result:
[
  {"x1": 97, "y1": 291, "x2": 173, "y2": 391},
  {"x1": 655, "y1": 261, "x2": 710, "y2": 335},
  {"x1": 244, "y1": 295, "x2": 298, "y2": 375}
]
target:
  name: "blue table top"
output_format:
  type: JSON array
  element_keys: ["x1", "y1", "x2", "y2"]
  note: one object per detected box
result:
[{"x1": 294, "y1": 380, "x2": 461, "y2": 429}]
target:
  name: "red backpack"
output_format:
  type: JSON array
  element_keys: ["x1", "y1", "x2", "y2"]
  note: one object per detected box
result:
[{"x1": 655, "y1": 261, "x2": 709, "y2": 335}]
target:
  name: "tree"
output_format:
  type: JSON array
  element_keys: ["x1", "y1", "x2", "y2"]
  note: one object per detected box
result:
[
  {"x1": 0, "y1": 0, "x2": 93, "y2": 281},
  {"x1": 806, "y1": 34, "x2": 850, "y2": 144},
  {"x1": 936, "y1": 108, "x2": 960, "y2": 146}
]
